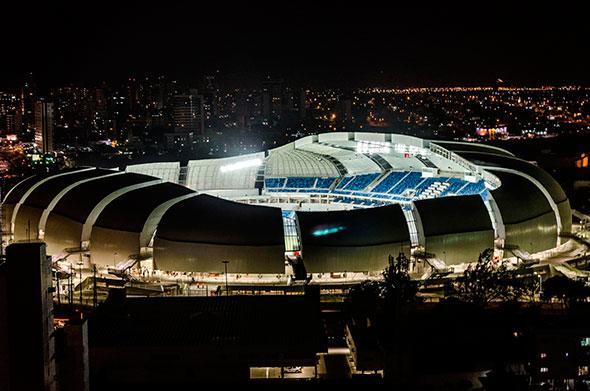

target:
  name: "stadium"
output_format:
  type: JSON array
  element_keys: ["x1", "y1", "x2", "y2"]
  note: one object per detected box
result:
[{"x1": 1, "y1": 132, "x2": 574, "y2": 284}]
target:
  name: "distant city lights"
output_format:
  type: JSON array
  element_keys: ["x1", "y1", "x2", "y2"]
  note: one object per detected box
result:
[{"x1": 476, "y1": 126, "x2": 508, "y2": 140}]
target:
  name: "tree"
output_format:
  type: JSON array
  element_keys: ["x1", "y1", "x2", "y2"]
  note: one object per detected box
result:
[
  {"x1": 380, "y1": 252, "x2": 419, "y2": 313},
  {"x1": 347, "y1": 252, "x2": 419, "y2": 324},
  {"x1": 452, "y1": 249, "x2": 533, "y2": 306}
]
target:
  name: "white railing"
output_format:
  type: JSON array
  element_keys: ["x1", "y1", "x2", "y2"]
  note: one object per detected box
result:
[
  {"x1": 481, "y1": 170, "x2": 502, "y2": 189},
  {"x1": 429, "y1": 143, "x2": 501, "y2": 189},
  {"x1": 430, "y1": 143, "x2": 478, "y2": 172}
]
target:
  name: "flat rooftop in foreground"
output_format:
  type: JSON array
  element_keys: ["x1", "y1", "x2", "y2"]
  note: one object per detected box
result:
[{"x1": 91, "y1": 291, "x2": 325, "y2": 359}]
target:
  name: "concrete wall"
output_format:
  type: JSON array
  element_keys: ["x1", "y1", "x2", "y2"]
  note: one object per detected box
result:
[
  {"x1": 13, "y1": 205, "x2": 43, "y2": 241},
  {"x1": 153, "y1": 238, "x2": 285, "y2": 274},
  {"x1": 90, "y1": 227, "x2": 140, "y2": 267},
  {"x1": 425, "y1": 231, "x2": 495, "y2": 265},
  {"x1": 43, "y1": 214, "x2": 83, "y2": 256},
  {"x1": 303, "y1": 242, "x2": 412, "y2": 273}
]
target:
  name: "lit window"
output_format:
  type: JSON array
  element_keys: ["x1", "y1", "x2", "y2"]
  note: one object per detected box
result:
[
  {"x1": 540, "y1": 353, "x2": 547, "y2": 359},
  {"x1": 581, "y1": 338, "x2": 590, "y2": 347},
  {"x1": 540, "y1": 367, "x2": 549, "y2": 373}
]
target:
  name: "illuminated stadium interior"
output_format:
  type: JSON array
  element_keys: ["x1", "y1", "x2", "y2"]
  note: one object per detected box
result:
[{"x1": 1, "y1": 132, "x2": 574, "y2": 284}]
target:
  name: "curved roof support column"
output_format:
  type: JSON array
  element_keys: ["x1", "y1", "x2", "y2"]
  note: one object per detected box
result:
[
  {"x1": 38, "y1": 172, "x2": 123, "y2": 239},
  {"x1": 481, "y1": 191, "x2": 506, "y2": 259},
  {"x1": 10, "y1": 168, "x2": 95, "y2": 239},
  {"x1": 1, "y1": 175, "x2": 34, "y2": 204},
  {"x1": 484, "y1": 166, "x2": 562, "y2": 247},
  {"x1": 401, "y1": 202, "x2": 425, "y2": 249},
  {"x1": 81, "y1": 180, "x2": 162, "y2": 249},
  {"x1": 139, "y1": 192, "x2": 200, "y2": 253}
]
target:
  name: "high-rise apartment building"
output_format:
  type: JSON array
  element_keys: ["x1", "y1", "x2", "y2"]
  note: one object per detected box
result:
[
  {"x1": 34, "y1": 101, "x2": 54, "y2": 153},
  {"x1": 172, "y1": 91, "x2": 204, "y2": 135}
]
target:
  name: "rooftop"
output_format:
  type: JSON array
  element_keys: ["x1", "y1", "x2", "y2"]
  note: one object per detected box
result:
[{"x1": 90, "y1": 291, "x2": 325, "y2": 361}]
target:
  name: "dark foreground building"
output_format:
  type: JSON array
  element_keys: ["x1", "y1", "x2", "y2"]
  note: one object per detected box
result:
[
  {"x1": 88, "y1": 289, "x2": 326, "y2": 387},
  {"x1": 0, "y1": 242, "x2": 56, "y2": 391}
]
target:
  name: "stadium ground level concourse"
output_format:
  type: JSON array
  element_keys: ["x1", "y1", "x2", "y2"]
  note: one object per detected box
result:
[{"x1": 1, "y1": 132, "x2": 573, "y2": 283}]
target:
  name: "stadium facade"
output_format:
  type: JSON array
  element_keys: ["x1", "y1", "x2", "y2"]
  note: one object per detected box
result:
[{"x1": 1, "y1": 132, "x2": 571, "y2": 278}]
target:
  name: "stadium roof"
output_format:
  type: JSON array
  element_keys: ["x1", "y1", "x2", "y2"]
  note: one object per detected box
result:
[
  {"x1": 94, "y1": 182, "x2": 193, "y2": 232},
  {"x1": 52, "y1": 173, "x2": 156, "y2": 223},
  {"x1": 156, "y1": 194, "x2": 284, "y2": 246},
  {"x1": 456, "y1": 151, "x2": 567, "y2": 204},
  {"x1": 431, "y1": 140, "x2": 515, "y2": 157},
  {"x1": 23, "y1": 168, "x2": 112, "y2": 209}
]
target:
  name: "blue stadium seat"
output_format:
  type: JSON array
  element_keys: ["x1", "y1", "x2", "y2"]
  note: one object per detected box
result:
[
  {"x1": 372, "y1": 171, "x2": 408, "y2": 193},
  {"x1": 439, "y1": 177, "x2": 467, "y2": 196},
  {"x1": 315, "y1": 177, "x2": 336, "y2": 189},
  {"x1": 344, "y1": 173, "x2": 380, "y2": 191},
  {"x1": 265, "y1": 177, "x2": 286, "y2": 188},
  {"x1": 413, "y1": 177, "x2": 437, "y2": 194},
  {"x1": 336, "y1": 176, "x2": 354, "y2": 189},
  {"x1": 285, "y1": 177, "x2": 316, "y2": 188},
  {"x1": 458, "y1": 180, "x2": 486, "y2": 195},
  {"x1": 389, "y1": 172, "x2": 423, "y2": 194}
]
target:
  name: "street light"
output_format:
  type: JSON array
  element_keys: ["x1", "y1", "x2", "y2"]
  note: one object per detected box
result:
[
  {"x1": 68, "y1": 262, "x2": 74, "y2": 308},
  {"x1": 55, "y1": 269, "x2": 61, "y2": 307},
  {"x1": 92, "y1": 264, "x2": 98, "y2": 308},
  {"x1": 77, "y1": 261, "x2": 83, "y2": 305},
  {"x1": 534, "y1": 272, "x2": 543, "y2": 301},
  {"x1": 222, "y1": 261, "x2": 230, "y2": 296}
]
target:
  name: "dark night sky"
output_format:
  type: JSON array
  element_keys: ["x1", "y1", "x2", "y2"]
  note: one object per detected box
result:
[{"x1": 3, "y1": 1, "x2": 589, "y2": 88}]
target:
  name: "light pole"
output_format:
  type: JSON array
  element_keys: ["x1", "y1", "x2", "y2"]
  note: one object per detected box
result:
[
  {"x1": 534, "y1": 272, "x2": 542, "y2": 301},
  {"x1": 92, "y1": 264, "x2": 98, "y2": 308},
  {"x1": 222, "y1": 261, "x2": 229, "y2": 296},
  {"x1": 68, "y1": 262, "x2": 74, "y2": 309},
  {"x1": 56, "y1": 270, "x2": 61, "y2": 306},
  {"x1": 77, "y1": 261, "x2": 83, "y2": 305}
]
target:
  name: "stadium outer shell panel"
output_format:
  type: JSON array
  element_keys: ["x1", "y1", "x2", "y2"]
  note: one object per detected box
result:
[
  {"x1": 13, "y1": 168, "x2": 114, "y2": 242},
  {"x1": 42, "y1": 173, "x2": 158, "y2": 256},
  {"x1": 1, "y1": 132, "x2": 573, "y2": 273},
  {"x1": 154, "y1": 194, "x2": 286, "y2": 274},
  {"x1": 296, "y1": 204, "x2": 411, "y2": 273},
  {"x1": 486, "y1": 170, "x2": 558, "y2": 253},
  {"x1": 414, "y1": 195, "x2": 495, "y2": 265},
  {"x1": 453, "y1": 151, "x2": 571, "y2": 236},
  {"x1": 7, "y1": 168, "x2": 91, "y2": 239}
]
